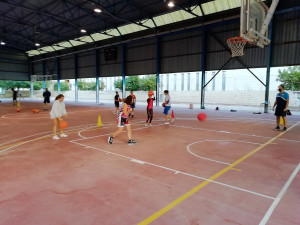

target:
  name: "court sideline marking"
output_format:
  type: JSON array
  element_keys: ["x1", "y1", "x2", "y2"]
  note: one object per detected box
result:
[
  {"x1": 137, "y1": 121, "x2": 300, "y2": 225},
  {"x1": 259, "y1": 163, "x2": 300, "y2": 225}
]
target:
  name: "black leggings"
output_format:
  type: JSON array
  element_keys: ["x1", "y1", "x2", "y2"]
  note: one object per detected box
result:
[{"x1": 146, "y1": 108, "x2": 153, "y2": 123}]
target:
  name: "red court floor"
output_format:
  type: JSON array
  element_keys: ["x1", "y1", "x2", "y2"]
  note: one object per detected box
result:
[{"x1": 0, "y1": 100, "x2": 299, "y2": 225}]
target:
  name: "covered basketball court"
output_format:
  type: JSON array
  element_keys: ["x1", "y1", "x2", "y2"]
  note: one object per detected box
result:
[{"x1": 0, "y1": 1, "x2": 299, "y2": 225}]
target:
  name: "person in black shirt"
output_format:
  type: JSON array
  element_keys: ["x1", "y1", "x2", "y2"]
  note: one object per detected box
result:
[
  {"x1": 272, "y1": 85, "x2": 289, "y2": 132},
  {"x1": 114, "y1": 91, "x2": 121, "y2": 115},
  {"x1": 11, "y1": 88, "x2": 17, "y2": 105},
  {"x1": 43, "y1": 88, "x2": 51, "y2": 110}
]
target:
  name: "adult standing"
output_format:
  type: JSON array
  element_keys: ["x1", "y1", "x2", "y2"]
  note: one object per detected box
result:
[
  {"x1": 50, "y1": 94, "x2": 68, "y2": 139},
  {"x1": 272, "y1": 85, "x2": 289, "y2": 132},
  {"x1": 43, "y1": 87, "x2": 51, "y2": 110},
  {"x1": 11, "y1": 88, "x2": 17, "y2": 105}
]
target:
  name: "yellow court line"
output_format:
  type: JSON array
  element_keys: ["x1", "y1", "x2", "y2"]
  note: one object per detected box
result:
[{"x1": 138, "y1": 121, "x2": 300, "y2": 225}]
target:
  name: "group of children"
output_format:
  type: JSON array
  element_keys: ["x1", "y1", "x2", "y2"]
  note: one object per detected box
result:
[{"x1": 109, "y1": 90, "x2": 173, "y2": 145}]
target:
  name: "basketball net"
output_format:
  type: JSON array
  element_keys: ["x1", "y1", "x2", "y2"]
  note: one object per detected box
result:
[{"x1": 227, "y1": 37, "x2": 250, "y2": 57}]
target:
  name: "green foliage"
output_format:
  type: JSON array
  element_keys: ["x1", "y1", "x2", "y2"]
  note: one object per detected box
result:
[
  {"x1": 113, "y1": 76, "x2": 156, "y2": 91},
  {"x1": 0, "y1": 80, "x2": 46, "y2": 90},
  {"x1": 54, "y1": 81, "x2": 70, "y2": 91},
  {"x1": 277, "y1": 66, "x2": 300, "y2": 90},
  {"x1": 114, "y1": 79, "x2": 122, "y2": 90},
  {"x1": 77, "y1": 80, "x2": 105, "y2": 91},
  {"x1": 139, "y1": 75, "x2": 156, "y2": 91},
  {"x1": 99, "y1": 81, "x2": 105, "y2": 90}
]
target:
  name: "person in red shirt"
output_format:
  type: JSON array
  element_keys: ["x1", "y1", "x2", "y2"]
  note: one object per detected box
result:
[{"x1": 145, "y1": 90, "x2": 155, "y2": 127}]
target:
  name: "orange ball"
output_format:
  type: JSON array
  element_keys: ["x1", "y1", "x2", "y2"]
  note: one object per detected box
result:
[{"x1": 59, "y1": 121, "x2": 68, "y2": 129}]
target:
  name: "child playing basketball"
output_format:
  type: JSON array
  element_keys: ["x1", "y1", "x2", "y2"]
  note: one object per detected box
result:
[
  {"x1": 145, "y1": 91, "x2": 155, "y2": 127},
  {"x1": 129, "y1": 90, "x2": 136, "y2": 118},
  {"x1": 163, "y1": 90, "x2": 173, "y2": 124},
  {"x1": 108, "y1": 95, "x2": 136, "y2": 145},
  {"x1": 50, "y1": 94, "x2": 68, "y2": 140}
]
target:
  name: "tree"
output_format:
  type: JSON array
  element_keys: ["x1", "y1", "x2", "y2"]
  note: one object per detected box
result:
[
  {"x1": 140, "y1": 75, "x2": 156, "y2": 91},
  {"x1": 114, "y1": 79, "x2": 122, "y2": 90},
  {"x1": 113, "y1": 76, "x2": 156, "y2": 91},
  {"x1": 54, "y1": 81, "x2": 70, "y2": 91},
  {"x1": 0, "y1": 80, "x2": 45, "y2": 90},
  {"x1": 277, "y1": 66, "x2": 300, "y2": 90}
]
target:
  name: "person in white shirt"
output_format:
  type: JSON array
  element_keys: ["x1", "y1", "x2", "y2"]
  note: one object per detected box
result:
[{"x1": 50, "y1": 94, "x2": 68, "y2": 139}]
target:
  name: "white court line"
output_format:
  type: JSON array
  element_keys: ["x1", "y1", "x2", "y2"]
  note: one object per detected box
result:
[
  {"x1": 259, "y1": 163, "x2": 300, "y2": 225},
  {"x1": 0, "y1": 123, "x2": 96, "y2": 147},
  {"x1": 187, "y1": 140, "x2": 261, "y2": 165},
  {"x1": 70, "y1": 140, "x2": 275, "y2": 200},
  {"x1": 170, "y1": 125, "x2": 300, "y2": 143},
  {"x1": 72, "y1": 123, "x2": 165, "y2": 141}
]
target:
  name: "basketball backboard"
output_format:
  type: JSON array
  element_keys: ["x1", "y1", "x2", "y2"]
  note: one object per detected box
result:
[{"x1": 240, "y1": 0, "x2": 269, "y2": 48}]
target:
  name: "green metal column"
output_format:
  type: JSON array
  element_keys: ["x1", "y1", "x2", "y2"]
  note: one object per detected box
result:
[{"x1": 264, "y1": 21, "x2": 273, "y2": 113}]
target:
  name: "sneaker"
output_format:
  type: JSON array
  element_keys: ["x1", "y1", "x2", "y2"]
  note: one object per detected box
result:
[
  {"x1": 53, "y1": 135, "x2": 59, "y2": 140},
  {"x1": 164, "y1": 122, "x2": 170, "y2": 125},
  {"x1": 145, "y1": 123, "x2": 148, "y2": 127},
  {"x1": 148, "y1": 124, "x2": 152, "y2": 127},
  {"x1": 60, "y1": 133, "x2": 68, "y2": 138},
  {"x1": 282, "y1": 127, "x2": 287, "y2": 132},
  {"x1": 273, "y1": 126, "x2": 280, "y2": 131},
  {"x1": 171, "y1": 118, "x2": 175, "y2": 122},
  {"x1": 128, "y1": 139, "x2": 137, "y2": 145},
  {"x1": 108, "y1": 136, "x2": 114, "y2": 144}
]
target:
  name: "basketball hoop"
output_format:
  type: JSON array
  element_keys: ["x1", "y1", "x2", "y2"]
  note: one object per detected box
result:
[{"x1": 227, "y1": 37, "x2": 251, "y2": 57}]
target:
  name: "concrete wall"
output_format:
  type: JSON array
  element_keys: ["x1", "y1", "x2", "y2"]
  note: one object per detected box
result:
[{"x1": 1, "y1": 90, "x2": 299, "y2": 109}]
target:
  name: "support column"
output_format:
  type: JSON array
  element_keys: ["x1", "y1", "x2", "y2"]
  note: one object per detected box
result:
[
  {"x1": 156, "y1": 37, "x2": 160, "y2": 106},
  {"x1": 122, "y1": 44, "x2": 126, "y2": 98},
  {"x1": 201, "y1": 26, "x2": 206, "y2": 109},
  {"x1": 30, "y1": 60, "x2": 34, "y2": 98},
  {"x1": 265, "y1": 21, "x2": 273, "y2": 113},
  {"x1": 74, "y1": 53, "x2": 78, "y2": 102},
  {"x1": 56, "y1": 57, "x2": 61, "y2": 94},
  {"x1": 42, "y1": 60, "x2": 46, "y2": 90},
  {"x1": 95, "y1": 49, "x2": 100, "y2": 103}
]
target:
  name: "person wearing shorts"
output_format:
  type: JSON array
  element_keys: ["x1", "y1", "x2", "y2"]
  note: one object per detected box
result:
[
  {"x1": 272, "y1": 84, "x2": 289, "y2": 132},
  {"x1": 108, "y1": 95, "x2": 136, "y2": 145},
  {"x1": 145, "y1": 92, "x2": 155, "y2": 127},
  {"x1": 114, "y1": 91, "x2": 120, "y2": 115},
  {"x1": 43, "y1": 88, "x2": 51, "y2": 110},
  {"x1": 163, "y1": 90, "x2": 173, "y2": 124},
  {"x1": 12, "y1": 88, "x2": 17, "y2": 105},
  {"x1": 129, "y1": 90, "x2": 136, "y2": 118}
]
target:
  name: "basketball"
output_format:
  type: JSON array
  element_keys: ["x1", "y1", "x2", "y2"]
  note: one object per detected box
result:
[
  {"x1": 197, "y1": 113, "x2": 207, "y2": 121},
  {"x1": 148, "y1": 90, "x2": 154, "y2": 96},
  {"x1": 16, "y1": 109, "x2": 20, "y2": 112},
  {"x1": 60, "y1": 121, "x2": 68, "y2": 129},
  {"x1": 162, "y1": 103, "x2": 166, "y2": 107}
]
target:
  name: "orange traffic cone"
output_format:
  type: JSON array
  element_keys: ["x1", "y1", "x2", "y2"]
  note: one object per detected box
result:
[{"x1": 171, "y1": 110, "x2": 175, "y2": 118}]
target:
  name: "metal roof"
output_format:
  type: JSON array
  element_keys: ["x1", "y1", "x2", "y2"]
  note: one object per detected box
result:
[{"x1": 0, "y1": 0, "x2": 294, "y2": 58}]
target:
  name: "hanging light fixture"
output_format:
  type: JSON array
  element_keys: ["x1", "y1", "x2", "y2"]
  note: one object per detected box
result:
[
  {"x1": 167, "y1": 1, "x2": 175, "y2": 7},
  {"x1": 80, "y1": 29, "x2": 87, "y2": 33},
  {"x1": 35, "y1": 43, "x2": 40, "y2": 47},
  {"x1": 94, "y1": 8, "x2": 101, "y2": 13},
  {"x1": 0, "y1": 41, "x2": 5, "y2": 45}
]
